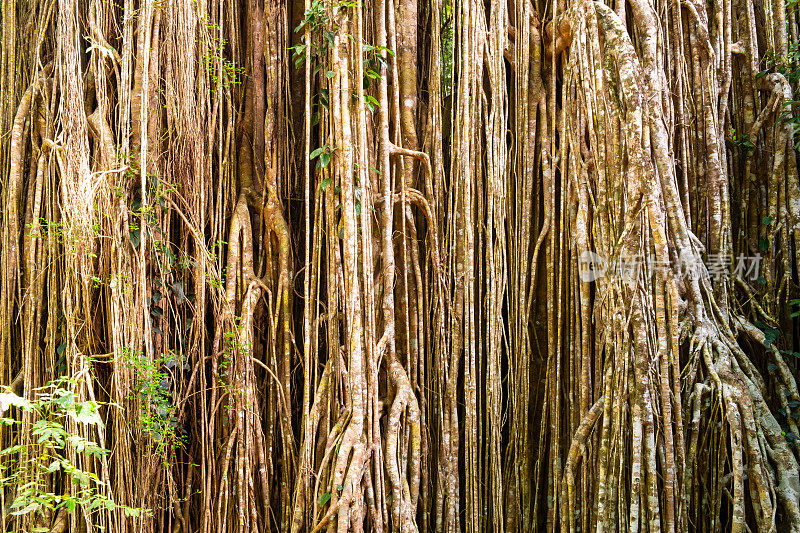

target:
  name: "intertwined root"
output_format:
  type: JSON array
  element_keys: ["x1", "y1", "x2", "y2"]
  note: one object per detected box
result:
[{"x1": 554, "y1": 1, "x2": 800, "y2": 531}]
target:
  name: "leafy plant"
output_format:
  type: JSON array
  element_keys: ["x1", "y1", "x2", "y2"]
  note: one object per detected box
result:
[
  {"x1": 730, "y1": 128, "x2": 756, "y2": 153},
  {"x1": 755, "y1": 320, "x2": 780, "y2": 346},
  {"x1": 294, "y1": 0, "x2": 330, "y2": 34},
  {"x1": 310, "y1": 144, "x2": 333, "y2": 170},
  {"x1": 790, "y1": 298, "x2": 800, "y2": 318},
  {"x1": 758, "y1": 41, "x2": 800, "y2": 84},
  {"x1": 122, "y1": 347, "x2": 185, "y2": 460},
  {"x1": 0, "y1": 378, "x2": 147, "y2": 522},
  {"x1": 201, "y1": 18, "x2": 245, "y2": 87}
]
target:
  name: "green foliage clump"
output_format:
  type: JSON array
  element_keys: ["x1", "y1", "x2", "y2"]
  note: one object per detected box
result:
[
  {"x1": 122, "y1": 347, "x2": 185, "y2": 461},
  {"x1": 0, "y1": 378, "x2": 146, "y2": 524}
]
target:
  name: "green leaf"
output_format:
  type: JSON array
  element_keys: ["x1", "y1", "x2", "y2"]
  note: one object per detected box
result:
[
  {"x1": 54, "y1": 390, "x2": 76, "y2": 411},
  {"x1": 365, "y1": 95, "x2": 379, "y2": 113},
  {"x1": 326, "y1": 70, "x2": 335, "y2": 79},
  {"x1": 320, "y1": 152, "x2": 331, "y2": 168},
  {"x1": 324, "y1": 30, "x2": 336, "y2": 48},
  {"x1": 56, "y1": 342, "x2": 68, "y2": 356},
  {"x1": 1, "y1": 444, "x2": 26, "y2": 456},
  {"x1": 10, "y1": 502, "x2": 38, "y2": 516},
  {"x1": 73, "y1": 401, "x2": 103, "y2": 427},
  {"x1": 310, "y1": 147, "x2": 325, "y2": 159},
  {"x1": 768, "y1": 363, "x2": 778, "y2": 372},
  {"x1": 63, "y1": 498, "x2": 76, "y2": 513},
  {"x1": 320, "y1": 177, "x2": 332, "y2": 191},
  {"x1": 32, "y1": 420, "x2": 67, "y2": 446},
  {"x1": 759, "y1": 237, "x2": 770, "y2": 251},
  {"x1": 755, "y1": 321, "x2": 779, "y2": 345},
  {"x1": 0, "y1": 392, "x2": 31, "y2": 412},
  {"x1": 319, "y1": 492, "x2": 331, "y2": 506},
  {"x1": 72, "y1": 469, "x2": 90, "y2": 487},
  {"x1": 762, "y1": 215, "x2": 775, "y2": 225}
]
